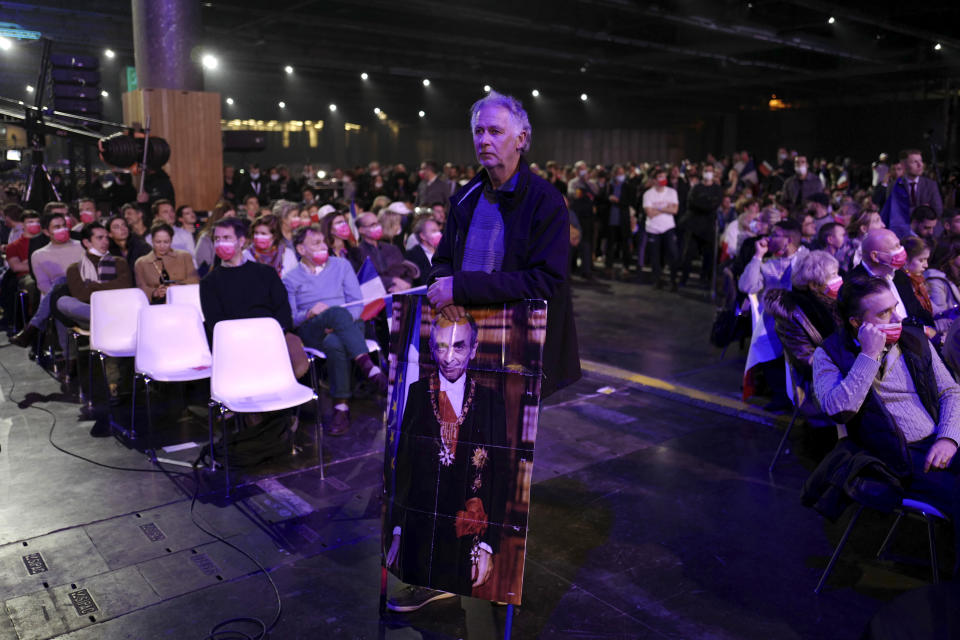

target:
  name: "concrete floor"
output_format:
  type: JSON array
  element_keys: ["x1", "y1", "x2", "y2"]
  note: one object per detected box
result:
[{"x1": 0, "y1": 276, "x2": 949, "y2": 639}]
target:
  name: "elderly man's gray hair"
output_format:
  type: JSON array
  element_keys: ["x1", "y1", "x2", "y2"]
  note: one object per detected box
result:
[
  {"x1": 272, "y1": 199, "x2": 299, "y2": 219},
  {"x1": 469, "y1": 91, "x2": 532, "y2": 154}
]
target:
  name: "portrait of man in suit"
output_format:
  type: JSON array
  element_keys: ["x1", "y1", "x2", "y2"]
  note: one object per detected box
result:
[{"x1": 386, "y1": 312, "x2": 508, "y2": 596}]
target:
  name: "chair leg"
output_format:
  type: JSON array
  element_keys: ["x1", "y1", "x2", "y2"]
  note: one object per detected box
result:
[
  {"x1": 876, "y1": 512, "x2": 904, "y2": 559},
  {"x1": 769, "y1": 404, "x2": 800, "y2": 473},
  {"x1": 86, "y1": 350, "x2": 95, "y2": 412},
  {"x1": 98, "y1": 353, "x2": 115, "y2": 434},
  {"x1": 224, "y1": 411, "x2": 234, "y2": 498},
  {"x1": 815, "y1": 503, "x2": 866, "y2": 594},
  {"x1": 130, "y1": 373, "x2": 139, "y2": 442},
  {"x1": 144, "y1": 378, "x2": 155, "y2": 462},
  {"x1": 206, "y1": 401, "x2": 219, "y2": 471},
  {"x1": 314, "y1": 393, "x2": 324, "y2": 480},
  {"x1": 925, "y1": 514, "x2": 940, "y2": 584}
]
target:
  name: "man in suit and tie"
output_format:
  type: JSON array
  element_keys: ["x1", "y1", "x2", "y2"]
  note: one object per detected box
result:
[
  {"x1": 386, "y1": 313, "x2": 508, "y2": 611},
  {"x1": 882, "y1": 149, "x2": 943, "y2": 238}
]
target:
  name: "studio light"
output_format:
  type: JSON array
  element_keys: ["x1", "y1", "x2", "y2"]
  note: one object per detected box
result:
[
  {"x1": 418, "y1": 110, "x2": 426, "y2": 118},
  {"x1": 104, "y1": 49, "x2": 116, "y2": 59},
  {"x1": 25, "y1": 85, "x2": 34, "y2": 93},
  {"x1": 278, "y1": 101, "x2": 286, "y2": 109},
  {"x1": 316, "y1": 170, "x2": 327, "y2": 179},
  {"x1": 361, "y1": 72, "x2": 369, "y2": 80},
  {"x1": 100, "y1": 90, "x2": 109, "y2": 98},
  {"x1": 0, "y1": 37, "x2": 11, "y2": 52},
  {"x1": 226, "y1": 97, "x2": 234, "y2": 105},
  {"x1": 935, "y1": 43, "x2": 943, "y2": 51},
  {"x1": 373, "y1": 107, "x2": 381, "y2": 114},
  {"x1": 827, "y1": 16, "x2": 836, "y2": 24},
  {"x1": 422, "y1": 78, "x2": 430, "y2": 87},
  {"x1": 484, "y1": 85, "x2": 491, "y2": 93},
  {"x1": 284, "y1": 65, "x2": 294, "y2": 74},
  {"x1": 531, "y1": 89, "x2": 540, "y2": 97},
  {"x1": 202, "y1": 53, "x2": 218, "y2": 70},
  {"x1": 580, "y1": 93, "x2": 588, "y2": 101}
]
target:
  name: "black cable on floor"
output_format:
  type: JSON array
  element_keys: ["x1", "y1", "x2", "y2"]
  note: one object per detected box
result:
[{"x1": 0, "y1": 353, "x2": 284, "y2": 638}]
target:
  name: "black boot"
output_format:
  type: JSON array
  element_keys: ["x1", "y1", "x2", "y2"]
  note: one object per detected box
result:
[{"x1": 10, "y1": 324, "x2": 39, "y2": 348}]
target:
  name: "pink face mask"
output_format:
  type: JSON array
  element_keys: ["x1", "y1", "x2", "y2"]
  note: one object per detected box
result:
[
  {"x1": 656, "y1": 178, "x2": 668, "y2": 187},
  {"x1": 876, "y1": 322, "x2": 902, "y2": 345},
  {"x1": 885, "y1": 247, "x2": 908, "y2": 269},
  {"x1": 52, "y1": 227, "x2": 70, "y2": 243},
  {"x1": 80, "y1": 210, "x2": 96, "y2": 224},
  {"x1": 253, "y1": 233, "x2": 273, "y2": 250},
  {"x1": 25, "y1": 221, "x2": 41, "y2": 235},
  {"x1": 214, "y1": 240, "x2": 237, "y2": 261},
  {"x1": 332, "y1": 221, "x2": 351, "y2": 239},
  {"x1": 426, "y1": 230, "x2": 443, "y2": 247},
  {"x1": 824, "y1": 276, "x2": 843, "y2": 299},
  {"x1": 367, "y1": 224, "x2": 383, "y2": 241},
  {"x1": 311, "y1": 249, "x2": 329, "y2": 266},
  {"x1": 289, "y1": 218, "x2": 302, "y2": 229}
]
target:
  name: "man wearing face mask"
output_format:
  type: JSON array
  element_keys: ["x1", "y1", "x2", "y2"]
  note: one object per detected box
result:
[
  {"x1": 849, "y1": 229, "x2": 935, "y2": 332},
  {"x1": 284, "y1": 224, "x2": 386, "y2": 435},
  {"x1": 70, "y1": 198, "x2": 99, "y2": 239},
  {"x1": 781, "y1": 155, "x2": 824, "y2": 215},
  {"x1": 642, "y1": 169, "x2": 681, "y2": 291},
  {"x1": 57, "y1": 222, "x2": 133, "y2": 328},
  {"x1": 199, "y1": 217, "x2": 292, "y2": 345},
  {"x1": 243, "y1": 164, "x2": 267, "y2": 206},
  {"x1": 405, "y1": 216, "x2": 443, "y2": 287},
  {"x1": 682, "y1": 165, "x2": 723, "y2": 287},
  {"x1": 814, "y1": 277, "x2": 960, "y2": 573},
  {"x1": 739, "y1": 219, "x2": 807, "y2": 295},
  {"x1": 603, "y1": 165, "x2": 634, "y2": 279},
  {"x1": 348, "y1": 212, "x2": 412, "y2": 293}
]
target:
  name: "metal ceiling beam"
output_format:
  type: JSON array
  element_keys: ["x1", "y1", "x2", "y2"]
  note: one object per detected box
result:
[{"x1": 774, "y1": 0, "x2": 960, "y2": 50}]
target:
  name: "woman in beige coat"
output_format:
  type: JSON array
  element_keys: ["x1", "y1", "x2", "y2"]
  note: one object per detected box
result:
[{"x1": 134, "y1": 222, "x2": 199, "y2": 303}]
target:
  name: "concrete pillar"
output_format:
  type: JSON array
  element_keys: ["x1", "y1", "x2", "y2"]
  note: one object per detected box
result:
[{"x1": 131, "y1": 0, "x2": 202, "y2": 91}]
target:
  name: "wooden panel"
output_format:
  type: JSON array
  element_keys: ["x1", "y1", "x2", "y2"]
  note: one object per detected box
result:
[{"x1": 122, "y1": 89, "x2": 222, "y2": 211}]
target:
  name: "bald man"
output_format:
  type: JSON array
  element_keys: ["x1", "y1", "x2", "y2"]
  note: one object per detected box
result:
[{"x1": 849, "y1": 229, "x2": 934, "y2": 332}]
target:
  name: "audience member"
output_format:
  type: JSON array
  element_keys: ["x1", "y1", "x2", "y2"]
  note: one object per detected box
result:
[
  {"x1": 739, "y1": 219, "x2": 807, "y2": 295},
  {"x1": 908, "y1": 205, "x2": 938, "y2": 247},
  {"x1": 123, "y1": 202, "x2": 148, "y2": 238},
  {"x1": 642, "y1": 168, "x2": 680, "y2": 291},
  {"x1": 682, "y1": 164, "x2": 723, "y2": 287},
  {"x1": 244, "y1": 213, "x2": 298, "y2": 278},
  {"x1": 321, "y1": 213, "x2": 355, "y2": 260},
  {"x1": 415, "y1": 161, "x2": 450, "y2": 211},
  {"x1": 924, "y1": 239, "x2": 960, "y2": 337},
  {"x1": 134, "y1": 222, "x2": 200, "y2": 303},
  {"x1": 405, "y1": 216, "x2": 442, "y2": 287},
  {"x1": 349, "y1": 212, "x2": 416, "y2": 293},
  {"x1": 107, "y1": 215, "x2": 152, "y2": 284},
  {"x1": 58, "y1": 222, "x2": 133, "y2": 329},
  {"x1": 195, "y1": 201, "x2": 238, "y2": 275},
  {"x1": 781, "y1": 155, "x2": 824, "y2": 213}
]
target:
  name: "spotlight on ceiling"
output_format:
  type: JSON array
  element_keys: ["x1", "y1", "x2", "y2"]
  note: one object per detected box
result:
[
  {"x1": 329, "y1": 103, "x2": 337, "y2": 112},
  {"x1": 373, "y1": 107, "x2": 381, "y2": 114},
  {"x1": 484, "y1": 84, "x2": 492, "y2": 93},
  {"x1": 827, "y1": 16, "x2": 836, "y2": 24},
  {"x1": 580, "y1": 93, "x2": 588, "y2": 101},
  {"x1": 104, "y1": 49, "x2": 116, "y2": 59},
  {"x1": 201, "y1": 53, "x2": 218, "y2": 70},
  {"x1": 361, "y1": 72, "x2": 369, "y2": 80},
  {"x1": 100, "y1": 90, "x2": 109, "y2": 98},
  {"x1": 26, "y1": 85, "x2": 34, "y2": 93},
  {"x1": 418, "y1": 110, "x2": 426, "y2": 118},
  {"x1": 316, "y1": 170, "x2": 327, "y2": 179},
  {"x1": 0, "y1": 37, "x2": 12, "y2": 52},
  {"x1": 278, "y1": 101, "x2": 286, "y2": 109},
  {"x1": 934, "y1": 43, "x2": 943, "y2": 51},
  {"x1": 422, "y1": 78, "x2": 430, "y2": 87},
  {"x1": 531, "y1": 89, "x2": 540, "y2": 97},
  {"x1": 226, "y1": 97, "x2": 234, "y2": 105},
  {"x1": 284, "y1": 65, "x2": 294, "y2": 74}
]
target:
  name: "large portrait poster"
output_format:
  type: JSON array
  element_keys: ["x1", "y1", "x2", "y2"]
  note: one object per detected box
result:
[{"x1": 382, "y1": 295, "x2": 546, "y2": 605}]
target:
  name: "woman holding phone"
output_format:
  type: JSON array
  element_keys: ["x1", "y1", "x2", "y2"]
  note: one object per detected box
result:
[{"x1": 134, "y1": 222, "x2": 200, "y2": 303}]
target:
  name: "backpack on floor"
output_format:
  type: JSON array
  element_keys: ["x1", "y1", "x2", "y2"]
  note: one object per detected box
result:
[{"x1": 196, "y1": 412, "x2": 292, "y2": 468}]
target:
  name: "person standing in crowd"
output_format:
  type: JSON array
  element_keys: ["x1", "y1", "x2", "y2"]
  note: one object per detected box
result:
[
  {"x1": 283, "y1": 225, "x2": 386, "y2": 435},
  {"x1": 642, "y1": 168, "x2": 680, "y2": 291},
  {"x1": 603, "y1": 164, "x2": 634, "y2": 280},
  {"x1": 134, "y1": 222, "x2": 199, "y2": 303},
  {"x1": 682, "y1": 163, "x2": 723, "y2": 287},
  {"x1": 781, "y1": 155, "x2": 824, "y2": 214},
  {"x1": 390, "y1": 90, "x2": 579, "y2": 614},
  {"x1": 415, "y1": 161, "x2": 450, "y2": 212},
  {"x1": 243, "y1": 164, "x2": 268, "y2": 205},
  {"x1": 882, "y1": 149, "x2": 944, "y2": 237}
]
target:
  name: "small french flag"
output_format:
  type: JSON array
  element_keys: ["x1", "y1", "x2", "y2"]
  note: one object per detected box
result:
[{"x1": 357, "y1": 257, "x2": 387, "y2": 321}]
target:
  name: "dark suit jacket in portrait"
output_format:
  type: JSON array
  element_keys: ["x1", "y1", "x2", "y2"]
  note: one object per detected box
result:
[{"x1": 390, "y1": 375, "x2": 508, "y2": 595}]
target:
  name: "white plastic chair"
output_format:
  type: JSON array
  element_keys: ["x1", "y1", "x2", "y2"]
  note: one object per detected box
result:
[
  {"x1": 133, "y1": 304, "x2": 212, "y2": 466},
  {"x1": 210, "y1": 317, "x2": 322, "y2": 495},
  {"x1": 89, "y1": 288, "x2": 149, "y2": 439},
  {"x1": 166, "y1": 283, "x2": 203, "y2": 321}
]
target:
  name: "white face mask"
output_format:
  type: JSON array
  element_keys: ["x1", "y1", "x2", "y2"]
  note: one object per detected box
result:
[
  {"x1": 250, "y1": 171, "x2": 260, "y2": 179},
  {"x1": 702, "y1": 172, "x2": 713, "y2": 182},
  {"x1": 88, "y1": 247, "x2": 106, "y2": 257},
  {"x1": 796, "y1": 165, "x2": 808, "y2": 176}
]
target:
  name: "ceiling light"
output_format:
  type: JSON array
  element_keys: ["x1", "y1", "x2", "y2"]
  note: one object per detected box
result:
[
  {"x1": 329, "y1": 103, "x2": 337, "y2": 112},
  {"x1": 484, "y1": 84, "x2": 491, "y2": 93},
  {"x1": 580, "y1": 93, "x2": 588, "y2": 101},
  {"x1": 0, "y1": 38, "x2": 11, "y2": 52},
  {"x1": 278, "y1": 101, "x2": 286, "y2": 108},
  {"x1": 201, "y1": 53, "x2": 218, "y2": 70},
  {"x1": 418, "y1": 110, "x2": 425, "y2": 118},
  {"x1": 422, "y1": 78, "x2": 430, "y2": 87},
  {"x1": 104, "y1": 49, "x2": 115, "y2": 59},
  {"x1": 827, "y1": 16, "x2": 836, "y2": 24},
  {"x1": 100, "y1": 90, "x2": 109, "y2": 98},
  {"x1": 373, "y1": 107, "x2": 381, "y2": 114},
  {"x1": 226, "y1": 97, "x2": 234, "y2": 105},
  {"x1": 934, "y1": 43, "x2": 943, "y2": 51},
  {"x1": 25, "y1": 85, "x2": 34, "y2": 93},
  {"x1": 361, "y1": 72, "x2": 368, "y2": 80},
  {"x1": 284, "y1": 65, "x2": 293, "y2": 74},
  {"x1": 531, "y1": 89, "x2": 540, "y2": 97},
  {"x1": 316, "y1": 170, "x2": 327, "y2": 179}
]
